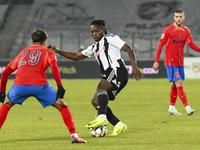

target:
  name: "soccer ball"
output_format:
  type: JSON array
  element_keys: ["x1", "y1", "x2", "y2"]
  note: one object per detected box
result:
[{"x1": 90, "y1": 126, "x2": 107, "y2": 137}]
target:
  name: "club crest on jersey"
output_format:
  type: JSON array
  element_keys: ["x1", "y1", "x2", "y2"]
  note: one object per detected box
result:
[{"x1": 94, "y1": 46, "x2": 105, "y2": 57}]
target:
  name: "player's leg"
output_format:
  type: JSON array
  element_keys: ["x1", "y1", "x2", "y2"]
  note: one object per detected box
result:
[
  {"x1": 52, "y1": 99, "x2": 86, "y2": 143},
  {"x1": 0, "y1": 97, "x2": 15, "y2": 129},
  {"x1": 85, "y1": 78, "x2": 112, "y2": 128},
  {"x1": 91, "y1": 93, "x2": 120, "y2": 126},
  {"x1": 175, "y1": 81, "x2": 194, "y2": 115},
  {"x1": 36, "y1": 83, "x2": 86, "y2": 143},
  {"x1": 165, "y1": 66, "x2": 182, "y2": 115},
  {"x1": 170, "y1": 82, "x2": 178, "y2": 106},
  {"x1": 52, "y1": 99, "x2": 76, "y2": 135},
  {"x1": 0, "y1": 84, "x2": 29, "y2": 130},
  {"x1": 174, "y1": 67, "x2": 194, "y2": 115},
  {"x1": 108, "y1": 68, "x2": 128, "y2": 136}
]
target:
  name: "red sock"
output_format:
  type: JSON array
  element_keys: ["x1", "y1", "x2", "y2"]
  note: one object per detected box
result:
[
  {"x1": 59, "y1": 105, "x2": 76, "y2": 134},
  {"x1": 0, "y1": 104, "x2": 10, "y2": 129},
  {"x1": 177, "y1": 86, "x2": 188, "y2": 107},
  {"x1": 170, "y1": 86, "x2": 177, "y2": 106}
]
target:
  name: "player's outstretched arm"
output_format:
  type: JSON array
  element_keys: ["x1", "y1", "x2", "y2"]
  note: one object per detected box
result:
[
  {"x1": 121, "y1": 43, "x2": 143, "y2": 81},
  {"x1": 47, "y1": 45, "x2": 87, "y2": 61}
]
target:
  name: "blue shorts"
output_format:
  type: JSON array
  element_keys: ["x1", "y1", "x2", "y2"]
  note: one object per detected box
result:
[
  {"x1": 165, "y1": 66, "x2": 185, "y2": 82},
  {"x1": 7, "y1": 82, "x2": 57, "y2": 108}
]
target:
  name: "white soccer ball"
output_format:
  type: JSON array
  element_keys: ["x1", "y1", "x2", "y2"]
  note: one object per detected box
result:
[{"x1": 90, "y1": 126, "x2": 107, "y2": 137}]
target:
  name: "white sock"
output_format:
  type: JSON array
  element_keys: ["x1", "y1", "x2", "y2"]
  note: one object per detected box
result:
[
  {"x1": 98, "y1": 114, "x2": 106, "y2": 119},
  {"x1": 115, "y1": 121, "x2": 123, "y2": 126},
  {"x1": 185, "y1": 105, "x2": 190, "y2": 110},
  {"x1": 169, "y1": 105, "x2": 175, "y2": 109},
  {"x1": 71, "y1": 133, "x2": 78, "y2": 138}
]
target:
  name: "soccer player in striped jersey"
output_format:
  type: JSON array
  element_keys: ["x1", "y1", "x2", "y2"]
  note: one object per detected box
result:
[
  {"x1": 0, "y1": 30, "x2": 86, "y2": 143},
  {"x1": 153, "y1": 9, "x2": 200, "y2": 115},
  {"x1": 48, "y1": 20, "x2": 143, "y2": 136}
]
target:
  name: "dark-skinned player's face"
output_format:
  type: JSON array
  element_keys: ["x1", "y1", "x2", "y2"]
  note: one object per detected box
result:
[{"x1": 90, "y1": 24, "x2": 105, "y2": 42}]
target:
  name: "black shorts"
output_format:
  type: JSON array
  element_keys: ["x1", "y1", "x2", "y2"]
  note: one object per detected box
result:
[{"x1": 101, "y1": 64, "x2": 128, "y2": 100}]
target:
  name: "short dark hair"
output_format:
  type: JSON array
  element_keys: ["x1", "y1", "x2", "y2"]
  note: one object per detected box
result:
[
  {"x1": 91, "y1": 20, "x2": 108, "y2": 34},
  {"x1": 31, "y1": 30, "x2": 48, "y2": 44},
  {"x1": 91, "y1": 20, "x2": 105, "y2": 27},
  {"x1": 174, "y1": 9, "x2": 184, "y2": 14}
]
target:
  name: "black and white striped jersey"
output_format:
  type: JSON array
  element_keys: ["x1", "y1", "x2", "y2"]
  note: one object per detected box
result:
[{"x1": 81, "y1": 34, "x2": 126, "y2": 73}]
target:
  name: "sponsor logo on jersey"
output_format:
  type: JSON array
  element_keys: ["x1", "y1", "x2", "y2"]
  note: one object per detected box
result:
[
  {"x1": 94, "y1": 46, "x2": 105, "y2": 57},
  {"x1": 172, "y1": 40, "x2": 185, "y2": 44}
]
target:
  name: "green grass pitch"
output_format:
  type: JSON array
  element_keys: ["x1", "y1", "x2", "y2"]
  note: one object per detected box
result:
[{"x1": 0, "y1": 78, "x2": 200, "y2": 150}]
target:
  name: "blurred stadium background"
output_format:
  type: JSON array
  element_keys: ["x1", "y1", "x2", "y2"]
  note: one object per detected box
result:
[{"x1": 0, "y1": 0, "x2": 200, "y2": 78}]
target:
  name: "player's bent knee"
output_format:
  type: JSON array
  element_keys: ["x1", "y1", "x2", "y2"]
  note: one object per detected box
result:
[
  {"x1": 52, "y1": 99, "x2": 66, "y2": 109},
  {"x1": 91, "y1": 98, "x2": 98, "y2": 107},
  {"x1": 97, "y1": 89, "x2": 107, "y2": 96}
]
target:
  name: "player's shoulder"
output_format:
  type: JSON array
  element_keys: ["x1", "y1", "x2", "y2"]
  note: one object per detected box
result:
[
  {"x1": 182, "y1": 25, "x2": 190, "y2": 32},
  {"x1": 164, "y1": 24, "x2": 174, "y2": 31},
  {"x1": 104, "y1": 33, "x2": 118, "y2": 38}
]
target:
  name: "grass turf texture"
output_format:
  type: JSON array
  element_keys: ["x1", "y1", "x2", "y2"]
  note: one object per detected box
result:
[{"x1": 0, "y1": 78, "x2": 200, "y2": 150}]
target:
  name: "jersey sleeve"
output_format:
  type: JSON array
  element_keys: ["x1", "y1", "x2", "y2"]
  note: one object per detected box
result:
[
  {"x1": 48, "y1": 51, "x2": 58, "y2": 63},
  {"x1": 0, "y1": 66, "x2": 14, "y2": 91},
  {"x1": 7, "y1": 55, "x2": 20, "y2": 70},
  {"x1": 81, "y1": 45, "x2": 94, "y2": 57},
  {"x1": 186, "y1": 29, "x2": 200, "y2": 52},
  {"x1": 154, "y1": 27, "x2": 169, "y2": 62},
  {"x1": 49, "y1": 60, "x2": 62, "y2": 86},
  {"x1": 106, "y1": 34, "x2": 126, "y2": 49}
]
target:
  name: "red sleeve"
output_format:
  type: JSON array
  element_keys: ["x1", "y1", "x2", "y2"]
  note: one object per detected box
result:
[
  {"x1": 0, "y1": 66, "x2": 14, "y2": 91},
  {"x1": 49, "y1": 60, "x2": 62, "y2": 86},
  {"x1": 188, "y1": 42, "x2": 200, "y2": 52},
  {"x1": 155, "y1": 27, "x2": 169, "y2": 62},
  {"x1": 187, "y1": 34, "x2": 200, "y2": 52},
  {"x1": 155, "y1": 41, "x2": 165, "y2": 62}
]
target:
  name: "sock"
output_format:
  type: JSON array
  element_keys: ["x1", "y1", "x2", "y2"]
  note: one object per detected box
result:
[
  {"x1": 0, "y1": 104, "x2": 10, "y2": 129},
  {"x1": 170, "y1": 86, "x2": 177, "y2": 106},
  {"x1": 97, "y1": 90, "x2": 108, "y2": 115},
  {"x1": 106, "y1": 106, "x2": 120, "y2": 126},
  {"x1": 71, "y1": 133, "x2": 78, "y2": 138},
  {"x1": 59, "y1": 105, "x2": 76, "y2": 135},
  {"x1": 115, "y1": 121, "x2": 123, "y2": 126},
  {"x1": 98, "y1": 114, "x2": 106, "y2": 119},
  {"x1": 169, "y1": 105, "x2": 175, "y2": 110},
  {"x1": 177, "y1": 86, "x2": 189, "y2": 107}
]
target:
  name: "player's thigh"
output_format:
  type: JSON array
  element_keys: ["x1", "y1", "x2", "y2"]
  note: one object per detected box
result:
[
  {"x1": 165, "y1": 66, "x2": 183, "y2": 82},
  {"x1": 35, "y1": 83, "x2": 57, "y2": 108},
  {"x1": 97, "y1": 78, "x2": 113, "y2": 91},
  {"x1": 108, "y1": 68, "x2": 128, "y2": 100},
  {"x1": 7, "y1": 84, "x2": 28, "y2": 104}
]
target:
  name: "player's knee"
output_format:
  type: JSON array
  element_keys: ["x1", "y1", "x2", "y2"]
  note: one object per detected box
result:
[
  {"x1": 91, "y1": 98, "x2": 98, "y2": 107},
  {"x1": 97, "y1": 89, "x2": 107, "y2": 96},
  {"x1": 53, "y1": 99, "x2": 66, "y2": 109}
]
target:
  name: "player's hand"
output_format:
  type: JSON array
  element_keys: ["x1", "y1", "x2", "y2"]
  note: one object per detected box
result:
[
  {"x1": 132, "y1": 67, "x2": 143, "y2": 81},
  {"x1": 153, "y1": 62, "x2": 159, "y2": 71},
  {"x1": 57, "y1": 85, "x2": 65, "y2": 99},
  {"x1": 47, "y1": 45, "x2": 59, "y2": 53},
  {"x1": 0, "y1": 91, "x2": 6, "y2": 103}
]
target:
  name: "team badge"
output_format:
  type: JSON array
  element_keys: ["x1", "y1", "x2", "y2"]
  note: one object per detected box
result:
[{"x1": 192, "y1": 62, "x2": 200, "y2": 73}]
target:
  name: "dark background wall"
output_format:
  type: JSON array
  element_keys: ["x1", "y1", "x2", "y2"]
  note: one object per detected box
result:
[{"x1": 0, "y1": 60, "x2": 166, "y2": 79}]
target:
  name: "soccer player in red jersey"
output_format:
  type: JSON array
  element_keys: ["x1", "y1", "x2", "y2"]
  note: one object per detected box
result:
[
  {"x1": 153, "y1": 9, "x2": 200, "y2": 115},
  {"x1": 0, "y1": 30, "x2": 86, "y2": 143}
]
